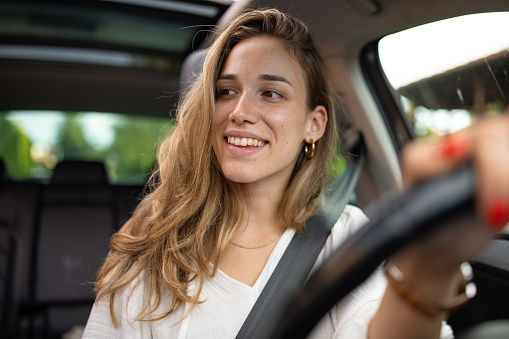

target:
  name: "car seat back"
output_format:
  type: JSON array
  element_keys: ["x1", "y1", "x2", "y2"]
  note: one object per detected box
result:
[
  {"x1": 0, "y1": 158, "x2": 16, "y2": 336},
  {"x1": 30, "y1": 161, "x2": 113, "y2": 338}
]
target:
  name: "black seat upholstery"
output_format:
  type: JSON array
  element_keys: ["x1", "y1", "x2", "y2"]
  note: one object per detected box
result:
[
  {"x1": 20, "y1": 161, "x2": 114, "y2": 338},
  {"x1": 114, "y1": 184, "x2": 144, "y2": 230},
  {"x1": 0, "y1": 158, "x2": 16, "y2": 336},
  {"x1": 49, "y1": 160, "x2": 108, "y2": 185},
  {"x1": 1, "y1": 159, "x2": 146, "y2": 339},
  {"x1": 3, "y1": 180, "x2": 44, "y2": 339},
  {"x1": 0, "y1": 158, "x2": 7, "y2": 188}
]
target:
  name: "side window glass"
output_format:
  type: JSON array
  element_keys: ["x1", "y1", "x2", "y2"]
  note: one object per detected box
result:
[{"x1": 379, "y1": 12, "x2": 509, "y2": 137}]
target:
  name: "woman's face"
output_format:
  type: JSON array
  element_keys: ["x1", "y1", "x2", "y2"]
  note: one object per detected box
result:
[{"x1": 213, "y1": 35, "x2": 327, "y2": 189}]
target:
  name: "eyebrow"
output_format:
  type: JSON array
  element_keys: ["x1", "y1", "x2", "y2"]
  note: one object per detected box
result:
[
  {"x1": 218, "y1": 74, "x2": 236, "y2": 81},
  {"x1": 259, "y1": 74, "x2": 293, "y2": 86},
  {"x1": 217, "y1": 73, "x2": 293, "y2": 87}
]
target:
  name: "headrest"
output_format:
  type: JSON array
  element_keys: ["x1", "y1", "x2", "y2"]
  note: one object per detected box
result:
[
  {"x1": 179, "y1": 49, "x2": 208, "y2": 96},
  {"x1": 51, "y1": 161, "x2": 108, "y2": 185}
]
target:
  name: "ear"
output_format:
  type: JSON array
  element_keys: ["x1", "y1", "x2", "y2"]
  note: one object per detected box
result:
[{"x1": 305, "y1": 105, "x2": 328, "y2": 143}]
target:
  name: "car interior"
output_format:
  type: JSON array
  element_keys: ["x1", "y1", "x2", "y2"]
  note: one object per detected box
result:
[{"x1": 1, "y1": 0, "x2": 509, "y2": 338}]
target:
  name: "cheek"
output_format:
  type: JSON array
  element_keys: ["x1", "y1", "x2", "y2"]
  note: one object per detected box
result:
[
  {"x1": 214, "y1": 104, "x2": 224, "y2": 125},
  {"x1": 214, "y1": 105, "x2": 229, "y2": 135},
  {"x1": 212, "y1": 106, "x2": 224, "y2": 158},
  {"x1": 267, "y1": 107, "x2": 308, "y2": 139},
  {"x1": 212, "y1": 131, "x2": 223, "y2": 160}
]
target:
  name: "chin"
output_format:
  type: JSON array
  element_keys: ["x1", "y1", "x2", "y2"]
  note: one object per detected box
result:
[
  {"x1": 222, "y1": 172, "x2": 256, "y2": 184},
  {"x1": 220, "y1": 165, "x2": 261, "y2": 184}
]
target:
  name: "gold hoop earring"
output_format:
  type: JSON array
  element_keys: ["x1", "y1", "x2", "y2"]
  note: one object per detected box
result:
[{"x1": 304, "y1": 139, "x2": 315, "y2": 159}]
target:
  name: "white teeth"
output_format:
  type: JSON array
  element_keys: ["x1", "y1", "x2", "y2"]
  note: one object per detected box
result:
[{"x1": 227, "y1": 136, "x2": 265, "y2": 147}]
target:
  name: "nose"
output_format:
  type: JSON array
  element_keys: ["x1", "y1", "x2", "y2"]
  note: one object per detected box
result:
[{"x1": 229, "y1": 92, "x2": 259, "y2": 124}]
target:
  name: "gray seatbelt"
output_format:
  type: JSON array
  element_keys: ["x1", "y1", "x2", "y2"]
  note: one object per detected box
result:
[{"x1": 235, "y1": 135, "x2": 366, "y2": 339}]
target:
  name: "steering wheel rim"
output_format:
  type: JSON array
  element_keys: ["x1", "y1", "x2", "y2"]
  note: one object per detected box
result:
[{"x1": 269, "y1": 164, "x2": 476, "y2": 339}]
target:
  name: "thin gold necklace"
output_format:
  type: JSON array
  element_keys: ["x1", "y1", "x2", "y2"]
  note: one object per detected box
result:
[{"x1": 230, "y1": 234, "x2": 282, "y2": 249}]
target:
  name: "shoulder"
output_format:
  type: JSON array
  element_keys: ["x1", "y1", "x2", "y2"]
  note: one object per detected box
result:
[
  {"x1": 82, "y1": 274, "x2": 158, "y2": 338},
  {"x1": 314, "y1": 205, "x2": 368, "y2": 263},
  {"x1": 331, "y1": 204, "x2": 369, "y2": 242}
]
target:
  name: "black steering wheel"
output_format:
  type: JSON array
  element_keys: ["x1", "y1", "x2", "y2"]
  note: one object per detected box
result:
[{"x1": 269, "y1": 164, "x2": 509, "y2": 338}]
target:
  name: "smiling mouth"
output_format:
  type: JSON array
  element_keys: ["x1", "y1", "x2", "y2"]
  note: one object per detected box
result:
[{"x1": 227, "y1": 136, "x2": 266, "y2": 147}]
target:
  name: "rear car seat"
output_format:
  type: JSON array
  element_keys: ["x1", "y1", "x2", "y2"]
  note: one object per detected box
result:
[
  {"x1": 0, "y1": 158, "x2": 16, "y2": 336},
  {"x1": 18, "y1": 161, "x2": 114, "y2": 338},
  {"x1": 1, "y1": 160, "x2": 44, "y2": 339}
]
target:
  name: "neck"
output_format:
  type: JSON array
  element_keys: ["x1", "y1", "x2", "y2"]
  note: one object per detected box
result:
[{"x1": 239, "y1": 180, "x2": 288, "y2": 236}]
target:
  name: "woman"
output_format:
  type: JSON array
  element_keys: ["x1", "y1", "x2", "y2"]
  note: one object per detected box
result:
[{"x1": 83, "y1": 8, "x2": 507, "y2": 338}]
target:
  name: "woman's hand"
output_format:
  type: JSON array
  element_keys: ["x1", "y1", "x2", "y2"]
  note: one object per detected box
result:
[
  {"x1": 370, "y1": 114, "x2": 509, "y2": 339},
  {"x1": 399, "y1": 113, "x2": 509, "y2": 272},
  {"x1": 402, "y1": 113, "x2": 509, "y2": 231}
]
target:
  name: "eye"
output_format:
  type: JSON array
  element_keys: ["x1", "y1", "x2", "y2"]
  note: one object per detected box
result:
[
  {"x1": 262, "y1": 90, "x2": 282, "y2": 99},
  {"x1": 217, "y1": 88, "x2": 236, "y2": 97}
]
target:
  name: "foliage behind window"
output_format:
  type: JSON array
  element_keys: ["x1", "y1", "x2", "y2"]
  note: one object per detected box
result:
[{"x1": 0, "y1": 111, "x2": 173, "y2": 184}]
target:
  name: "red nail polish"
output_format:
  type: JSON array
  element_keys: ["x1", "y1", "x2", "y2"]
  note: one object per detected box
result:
[
  {"x1": 440, "y1": 136, "x2": 469, "y2": 158},
  {"x1": 487, "y1": 199, "x2": 509, "y2": 231}
]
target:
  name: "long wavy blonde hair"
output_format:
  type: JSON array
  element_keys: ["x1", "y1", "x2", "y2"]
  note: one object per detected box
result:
[{"x1": 94, "y1": 8, "x2": 339, "y2": 325}]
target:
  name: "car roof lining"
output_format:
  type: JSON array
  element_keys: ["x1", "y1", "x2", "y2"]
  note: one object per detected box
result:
[
  {"x1": 0, "y1": 0, "x2": 230, "y2": 117},
  {"x1": 3, "y1": 0, "x2": 508, "y2": 117}
]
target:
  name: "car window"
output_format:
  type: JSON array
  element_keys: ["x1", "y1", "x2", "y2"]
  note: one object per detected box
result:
[
  {"x1": 378, "y1": 11, "x2": 509, "y2": 236},
  {"x1": 0, "y1": 110, "x2": 173, "y2": 184},
  {"x1": 0, "y1": 0, "x2": 234, "y2": 185},
  {"x1": 378, "y1": 12, "x2": 509, "y2": 137}
]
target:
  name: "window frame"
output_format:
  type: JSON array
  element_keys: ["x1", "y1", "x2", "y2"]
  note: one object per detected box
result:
[{"x1": 360, "y1": 40, "x2": 415, "y2": 155}]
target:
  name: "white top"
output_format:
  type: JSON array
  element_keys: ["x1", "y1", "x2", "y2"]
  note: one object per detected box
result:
[{"x1": 83, "y1": 205, "x2": 454, "y2": 339}]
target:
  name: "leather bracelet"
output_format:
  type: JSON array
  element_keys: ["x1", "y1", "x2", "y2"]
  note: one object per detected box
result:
[{"x1": 384, "y1": 261, "x2": 477, "y2": 318}]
